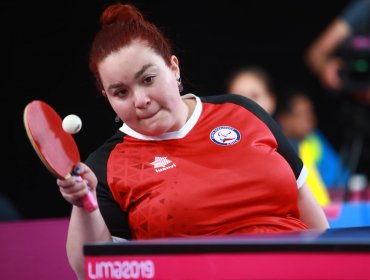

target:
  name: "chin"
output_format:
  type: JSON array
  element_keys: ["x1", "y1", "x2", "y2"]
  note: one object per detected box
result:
[
  {"x1": 140, "y1": 117, "x2": 176, "y2": 136},
  {"x1": 139, "y1": 126, "x2": 169, "y2": 137}
]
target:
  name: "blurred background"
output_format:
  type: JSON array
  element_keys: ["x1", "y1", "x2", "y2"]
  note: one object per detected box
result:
[{"x1": 3, "y1": 0, "x2": 368, "y2": 220}]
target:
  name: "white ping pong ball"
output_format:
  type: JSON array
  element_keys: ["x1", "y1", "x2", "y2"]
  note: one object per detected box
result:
[{"x1": 62, "y1": 114, "x2": 82, "y2": 134}]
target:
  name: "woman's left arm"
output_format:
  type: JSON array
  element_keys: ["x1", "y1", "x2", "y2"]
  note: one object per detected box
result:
[{"x1": 298, "y1": 183, "x2": 330, "y2": 229}]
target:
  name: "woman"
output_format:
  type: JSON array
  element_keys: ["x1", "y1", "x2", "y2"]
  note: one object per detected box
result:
[
  {"x1": 57, "y1": 3, "x2": 329, "y2": 279},
  {"x1": 226, "y1": 65, "x2": 276, "y2": 115}
]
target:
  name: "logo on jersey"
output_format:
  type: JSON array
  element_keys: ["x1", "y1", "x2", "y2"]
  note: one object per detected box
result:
[
  {"x1": 210, "y1": 126, "x2": 241, "y2": 146},
  {"x1": 150, "y1": 156, "x2": 176, "y2": 173}
]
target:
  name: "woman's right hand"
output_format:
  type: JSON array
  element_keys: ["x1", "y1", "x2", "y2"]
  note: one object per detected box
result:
[{"x1": 57, "y1": 162, "x2": 98, "y2": 208}]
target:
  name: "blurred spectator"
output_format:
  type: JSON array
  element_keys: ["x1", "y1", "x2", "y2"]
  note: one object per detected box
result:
[
  {"x1": 226, "y1": 67, "x2": 349, "y2": 206},
  {"x1": 305, "y1": 0, "x2": 370, "y2": 98},
  {"x1": 304, "y1": 0, "x2": 370, "y2": 184},
  {"x1": 226, "y1": 65, "x2": 277, "y2": 115},
  {"x1": 275, "y1": 89, "x2": 350, "y2": 206}
]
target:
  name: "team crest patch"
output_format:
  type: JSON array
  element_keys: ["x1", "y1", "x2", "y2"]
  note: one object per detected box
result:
[{"x1": 210, "y1": 126, "x2": 241, "y2": 146}]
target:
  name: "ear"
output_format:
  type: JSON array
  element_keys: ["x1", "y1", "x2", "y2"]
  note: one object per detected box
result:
[{"x1": 170, "y1": 55, "x2": 180, "y2": 78}]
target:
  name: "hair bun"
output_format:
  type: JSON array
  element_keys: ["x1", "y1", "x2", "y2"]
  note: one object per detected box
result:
[{"x1": 100, "y1": 3, "x2": 144, "y2": 27}]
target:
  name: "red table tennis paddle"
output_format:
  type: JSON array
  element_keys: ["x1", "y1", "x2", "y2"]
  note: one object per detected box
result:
[{"x1": 23, "y1": 100, "x2": 98, "y2": 212}]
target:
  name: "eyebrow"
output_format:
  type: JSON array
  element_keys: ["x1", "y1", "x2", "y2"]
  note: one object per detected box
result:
[
  {"x1": 107, "y1": 64, "x2": 154, "y2": 91},
  {"x1": 134, "y1": 63, "x2": 153, "y2": 79}
]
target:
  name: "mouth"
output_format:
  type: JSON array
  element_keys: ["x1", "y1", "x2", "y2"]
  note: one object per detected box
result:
[{"x1": 138, "y1": 109, "x2": 159, "y2": 120}]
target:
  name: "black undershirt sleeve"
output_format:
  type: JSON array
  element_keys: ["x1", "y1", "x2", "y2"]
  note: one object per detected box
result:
[{"x1": 85, "y1": 132, "x2": 132, "y2": 239}]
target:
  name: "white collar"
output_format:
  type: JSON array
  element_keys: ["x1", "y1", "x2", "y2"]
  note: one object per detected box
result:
[{"x1": 119, "y1": 93, "x2": 202, "y2": 140}]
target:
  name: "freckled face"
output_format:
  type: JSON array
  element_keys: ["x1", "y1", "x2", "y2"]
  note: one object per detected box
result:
[{"x1": 98, "y1": 41, "x2": 187, "y2": 136}]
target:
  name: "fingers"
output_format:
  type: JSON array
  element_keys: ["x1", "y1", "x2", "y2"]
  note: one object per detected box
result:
[
  {"x1": 56, "y1": 162, "x2": 98, "y2": 208},
  {"x1": 72, "y1": 162, "x2": 98, "y2": 190},
  {"x1": 57, "y1": 176, "x2": 87, "y2": 194},
  {"x1": 57, "y1": 171, "x2": 91, "y2": 208},
  {"x1": 62, "y1": 188, "x2": 89, "y2": 208}
]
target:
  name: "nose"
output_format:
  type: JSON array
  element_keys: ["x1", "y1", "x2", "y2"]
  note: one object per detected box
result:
[{"x1": 133, "y1": 89, "x2": 151, "y2": 109}]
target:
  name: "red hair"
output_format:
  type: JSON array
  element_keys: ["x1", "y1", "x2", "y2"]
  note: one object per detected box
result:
[{"x1": 89, "y1": 3, "x2": 173, "y2": 91}]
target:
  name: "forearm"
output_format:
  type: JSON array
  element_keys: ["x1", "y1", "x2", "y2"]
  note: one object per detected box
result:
[
  {"x1": 299, "y1": 203, "x2": 329, "y2": 230},
  {"x1": 67, "y1": 205, "x2": 112, "y2": 280},
  {"x1": 298, "y1": 183, "x2": 329, "y2": 230},
  {"x1": 305, "y1": 19, "x2": 350, "y2": 75}
]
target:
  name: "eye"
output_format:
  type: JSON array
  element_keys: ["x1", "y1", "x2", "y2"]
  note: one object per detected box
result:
[
  {"x1": 113, "y1": 88, "x2": 128, "y2": 97},
  {"x1": 143, "y1": 75, "x2": 155, "y2": 85}
]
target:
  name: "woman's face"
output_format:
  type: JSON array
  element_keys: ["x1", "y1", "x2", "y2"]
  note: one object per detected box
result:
[
  {"x1": 98, "y1": 40, "x2": 186, "y2": 136},
  {"x1": 228, "y1": 73, "x2": 276, "y2": 115}
]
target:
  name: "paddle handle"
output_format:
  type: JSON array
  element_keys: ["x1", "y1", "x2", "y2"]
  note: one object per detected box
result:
[
  {"x1": 72, "y1": 174, "x2": 98, "y2": 213},
  {"x1": 81, "y1": 191, "x2": 98, "y2": 212}
]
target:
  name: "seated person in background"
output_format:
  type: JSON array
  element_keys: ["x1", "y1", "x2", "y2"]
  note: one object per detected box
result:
[
  {"x1": 226, "y1": 65, "x2": 277, "y2": 115},
  {"x1": 275, "y1": 89, "x2": 350, "y2": 206}
]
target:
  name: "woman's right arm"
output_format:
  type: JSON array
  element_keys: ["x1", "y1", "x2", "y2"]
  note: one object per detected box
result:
[
  {"x1": 58, "y1": 162, "x2": 112, "y2": 280},
  {"x1": 67, "y1": 205, "x2": 112, "y2": 280}
]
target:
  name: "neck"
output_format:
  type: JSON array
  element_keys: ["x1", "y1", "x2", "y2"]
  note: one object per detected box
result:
[{"x1": 183, "y1": 97, "x2": 196, "y2": 122}]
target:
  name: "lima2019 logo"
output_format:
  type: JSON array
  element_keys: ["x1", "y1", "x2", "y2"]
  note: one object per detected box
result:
[{"x1": 210, "y1": 126, "x2": 241, "y2": 146}]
